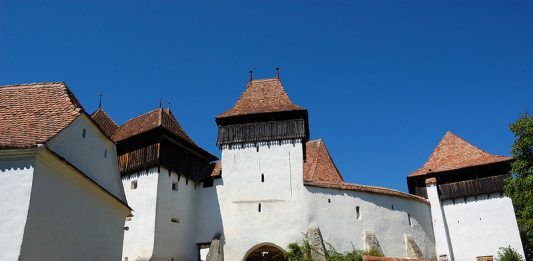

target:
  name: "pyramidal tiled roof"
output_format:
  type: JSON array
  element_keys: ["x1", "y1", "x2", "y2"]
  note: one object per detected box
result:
[
  {"x1": 112, "y1": 108, "x2": 196, "y2": 146},
  {"x1": 409, "y1": 131, "x2": 512, "y2": 177},
  {"x1": 91, "y1": 108, "x2": 119, "y2": 139},
  {"x1": 217, "y1": 78, "x2": 305, "y2": 119},
  {"x1": 303, "y1": 140, "x2": 428, "y2": 204},
  {"x1": 304, "y1": 139, "x2": 344, "y2": 183},
  {"x1": 0, "y1": 82, "x2": 83, "y2": 148}
]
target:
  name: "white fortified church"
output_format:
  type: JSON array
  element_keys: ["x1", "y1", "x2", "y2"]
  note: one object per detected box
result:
[{"x1": 0, "y1": 72, "x2": 525, "y2": 261}]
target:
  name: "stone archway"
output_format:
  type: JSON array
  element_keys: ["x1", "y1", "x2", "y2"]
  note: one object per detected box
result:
[{"x1": 243, "y1": 243, "x2": 287, "y2": 261}]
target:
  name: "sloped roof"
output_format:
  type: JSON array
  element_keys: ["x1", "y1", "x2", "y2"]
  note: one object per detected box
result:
[
  {"x1": 409, "y1": 131, "x2": 512, "y2": 177},
  {"x1": 198, "y1": 161, "x2": 222, "y2": 180},
  {"x1": 303, "y1": 140, "x2": 428, "y2": 204},
  {"x1": 0, "y1": 82, "x2": 83, "y2": 148},
  {"x1": 217, "y1": 78, "x2": 305, "y2": 119},
  {"x1": 304, "y1": 139, "x2": 344, "y2": 183},
  {"x1": 112, "y1": 108, "x2": 196, "y2": 145},
  {"x1": 91, "y1": 108, "x2": 119, "y2": 139}
]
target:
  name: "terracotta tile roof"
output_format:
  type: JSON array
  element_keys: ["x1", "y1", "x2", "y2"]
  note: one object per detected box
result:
[
  {"x1": 210, "y1": 161, "x2": 222, "y2": 178},
  {"x1": 199, "y1": 161, "x2": 222, "y2": 179},
  {"x1": 112, "y1": 108, "x2": 196, "y2": 145},
  {"x1": 91, "y1": 108, "x2": 119, "y2": 139},
  {"x1": 0, "y1": 82, "x2": 83, "y2": 148},
  {"x1": 409, "y1": 131, "x2": 512, "y2": 177},
  {"x1": 304, "y1": 139, "x2": 344, "y2": 183},
  {"x1": 303, "y1": 140, "x2": 428, "y2": 204},
  {"x1": 217, "y1": 78, "x2": 305, "y2": 119}
]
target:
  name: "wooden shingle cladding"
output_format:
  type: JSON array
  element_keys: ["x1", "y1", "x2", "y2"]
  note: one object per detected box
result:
[
  {"x1": 217, "y1": 118, "x2": 307, "y2": 146},
  {"x1": 215, "y1": 78, "x2": 310, "y2": 145},
  {"x1": 109, "y1": 108, "x2": 218, "y2": 181},
  {"x1": 117, "y1": 128, "x2": 216, "y2": 181}
]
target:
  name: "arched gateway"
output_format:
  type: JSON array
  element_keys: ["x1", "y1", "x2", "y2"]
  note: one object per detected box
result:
[{"x1": 243, "y1": 243, "x2": 287, "y2": 261}]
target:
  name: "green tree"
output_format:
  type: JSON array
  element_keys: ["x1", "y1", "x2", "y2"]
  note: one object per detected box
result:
[{"x1": 505, "y1": 112, "x2": 533, "y2": 259}]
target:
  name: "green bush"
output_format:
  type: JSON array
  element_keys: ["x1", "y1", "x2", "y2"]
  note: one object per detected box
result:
[
  {"x1": 285, "y1": 238, "x2": 383, "y2": 261},
  {"x1": 496, "y1": 246, "x2": 524, "y2": 261}
]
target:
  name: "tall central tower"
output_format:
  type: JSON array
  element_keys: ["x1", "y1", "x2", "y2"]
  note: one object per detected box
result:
[{"x1": 215, "y1": 74, "x2": 311, "y2": 259}]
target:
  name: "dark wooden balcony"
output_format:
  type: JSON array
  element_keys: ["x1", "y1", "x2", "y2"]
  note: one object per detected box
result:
[{"x1": 438, "y1": 174, "x2": 510, "y2": 200}]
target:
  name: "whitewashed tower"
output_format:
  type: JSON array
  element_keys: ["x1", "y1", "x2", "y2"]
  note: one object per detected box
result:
[{"x1": 215, "y1": 70, "x2": 310, "y2": 260}]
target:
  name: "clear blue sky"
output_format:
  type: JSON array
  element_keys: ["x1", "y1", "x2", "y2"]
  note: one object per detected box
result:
[{"x1": 1, "y1": 1, "x2": 532, "y2": 192}]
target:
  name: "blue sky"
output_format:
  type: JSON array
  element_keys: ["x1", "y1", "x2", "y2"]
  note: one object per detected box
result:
[{"x1": 1, "y1": 1, "x2": 532, "y2": 192}]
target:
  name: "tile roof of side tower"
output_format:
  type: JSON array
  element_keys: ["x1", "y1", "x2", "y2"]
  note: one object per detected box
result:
[
  {"x1": 91, "y1": 108, "x2": 119, "y2": 139},
  {"x1": 0, "y1": 82, "x2": 83, "y2": 148},
  {"x1": 112, "y1": 107, "x2": 217, "y2": 160},
  {"x1": 409, "y1": 131, "x2": 513, "y2": 177},
  {"x1": 216, "y1": 78, "x2": 306, "y2": 119},
  {"x1": 303, "y1": 139, "x2": 428, "y2": 204},
  {"x1": 112, "y1": 108, "x2": 196, "y2": 144}
]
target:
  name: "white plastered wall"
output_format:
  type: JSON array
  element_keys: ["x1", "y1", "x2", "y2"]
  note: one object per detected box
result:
[
  {"x1": 19, "y1": 150, "x2": 129, "y2": 261},
  {"x1": 217, "y1": 140, "x2": 308, "y2": 260},
  {"x1": 303, "y1": 186, "x2": 436, "y2": 258},
  {"x1": 217, "y1": 139, "x2": 436, "y2": 260},
  {"x1": 47, "y1": 114, "x2": 126, "y2": 201},
  {"x1": 122, "y1": 168, "x2": 159, "y2": 261},
  {"x1": 0, "y1": 155, "x2": 35, "y2": 261},
  {"x1": 442, "y1": 193, "x2": 524, "y2": 260}
]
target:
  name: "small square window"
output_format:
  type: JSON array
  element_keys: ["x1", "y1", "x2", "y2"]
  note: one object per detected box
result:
[{"x1": 131, "y1": 180, "x2": 137, "y2": 189}]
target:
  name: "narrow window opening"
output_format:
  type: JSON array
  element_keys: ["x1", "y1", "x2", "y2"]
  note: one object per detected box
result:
[
  {"x1": 172, "y1": 182, "x2": 178, "y2": 191},
  {"x1": 131, "y1": 180, "x2": 137, "y2": 190},
  {"x1": 356, "y1": 206, "x2": 360, "y2": 220},
  {"x1": 258, "y1": 203, "x2": 262, "y2": 212},
  {"x1": 261, "y1": 174, "x2": 264, "y2": 183},
  {"x1": 391, "y1": 205, "x2": 394, "y2": 210},
  {"x1": 328, "y1": 199, "x2": 331, "y2": 203},
  {"x1": 104, "y1": 148, "x2": 107, "y2": 158},
  {"x1": 82, "y1": 128, "x2": 86, "y2": 138},
  {"x1": 171, "y1": 218, "x2": 179, "y2": 223},
  {"x1": 408, "y1": 214, "x2": 412, "y2": 227}
]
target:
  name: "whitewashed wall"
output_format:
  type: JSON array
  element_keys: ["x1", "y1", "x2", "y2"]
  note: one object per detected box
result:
[
  {"x1": 217, "y1": 139, "x2": 436, "y2": 260},
  {"x1": 122, "y1": 168, "x2": 159, "y2": 261},
  {"x1": 304, "y1": 186, "x2": 435, "y2": 258},
  {"x1": 442, "y1": 193, "x2": 524, "y2": 260},
  {"x1": 19, "y1": 150, "x2": 128, "y2": 261},
  {"x1": 47, "y1": 114, "x2": 126, "y2": 201},
  {"x1": 218, "y1": 140, "x2": 308, "y2": 260},
  {"x1": 153, "y1": 167, "x2": 198, "y2": 261},
  {"x1": 0, "y1": 156, "x2": 35, "y2": 261}
]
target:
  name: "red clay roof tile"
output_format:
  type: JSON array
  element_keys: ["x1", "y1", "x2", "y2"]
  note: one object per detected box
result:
[
  {"x1": 304, "y1": 139, "x2": 344, "y2": 183},
  {"x1": 217, "y1": 78, "x2": 305, "y2": 119},
  {"x1": 91, "y1": 108, "x2": 119, "y2": 139},
  {"x1": 409, "y1": 131, "x2": 512, "y2": 177},
  {"x1": 112, "y1": 108, "x2": 196, "y2": 145},
  {"x1": 303, "y1": 140, "x2": 428, "y2": 204},
  {"x1": 0, "y1": 82, "x2": 82, "y2": 148}
]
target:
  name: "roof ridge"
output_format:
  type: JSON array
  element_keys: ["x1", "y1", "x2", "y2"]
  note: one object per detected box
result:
[
  {"x1": 91, "y1": 108, "x2": 119, "y2": 128},
  {"x1": 119, "y1": 107, "x2": 162, "y2": 126},
  {"x1": 0, "y1": 81, "x2": 66, "y2": 88}
]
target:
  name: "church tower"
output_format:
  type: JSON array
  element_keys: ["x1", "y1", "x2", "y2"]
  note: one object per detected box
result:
[{"x1": 215, "y1": 72, "x2": 311, "y2": 258}]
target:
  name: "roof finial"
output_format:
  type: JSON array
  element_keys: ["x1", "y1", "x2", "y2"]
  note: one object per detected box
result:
[
  {"x1": 167, "y1": 99, "x2": 171, "y2": 111},
  {"x1": 276, "y1": 65, "x2": 280, "y2": 79},
  {"x1": 159, "y1": 97, "x2": 162, "y2": 108},
  {"x1": 98, "y1": 91, "x2": 103, "y2": 109},
  {"x1": 249, "y1": 68, "x2": 253, "y2": 82}
]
